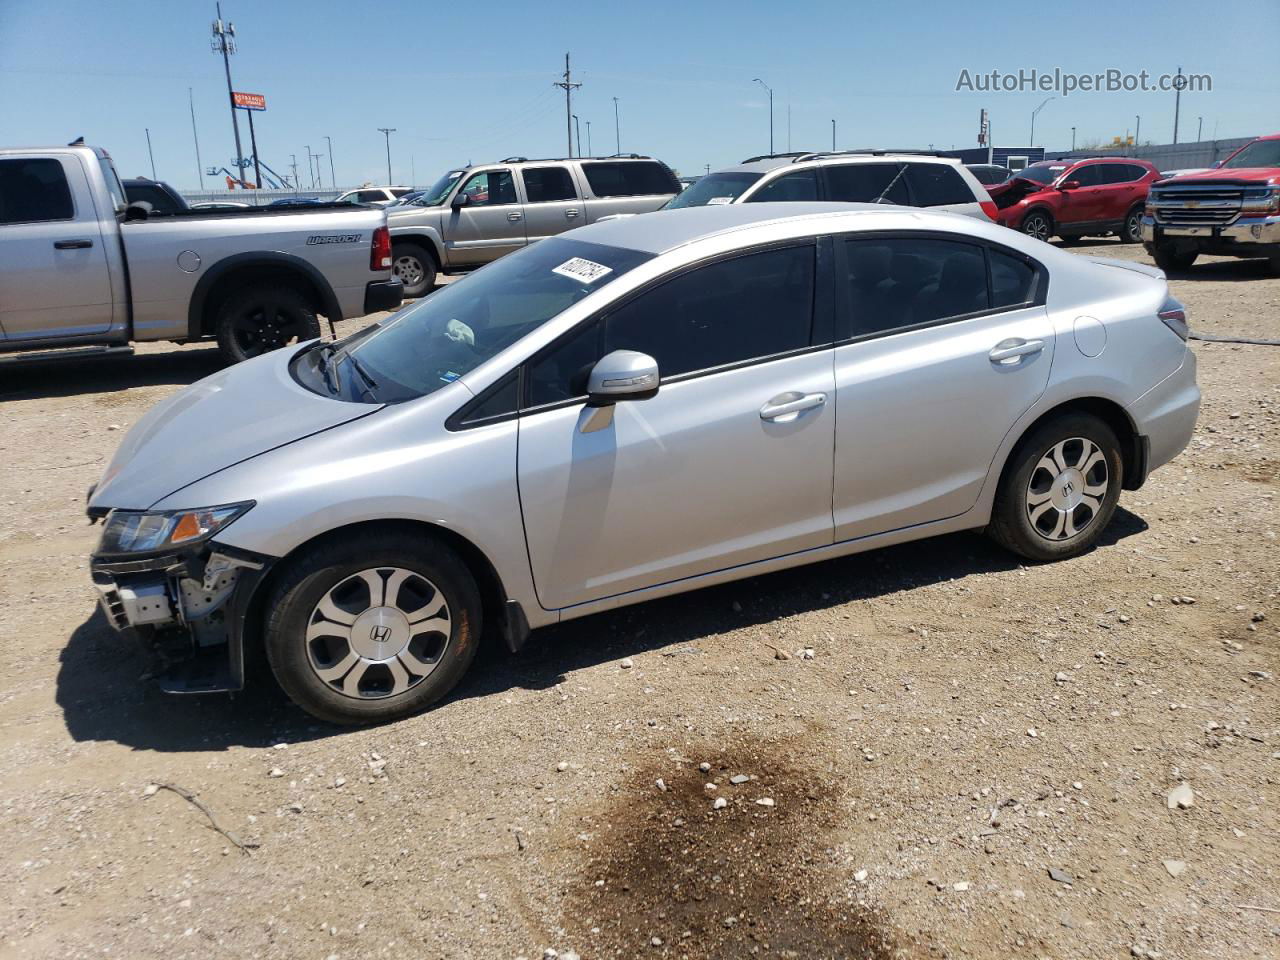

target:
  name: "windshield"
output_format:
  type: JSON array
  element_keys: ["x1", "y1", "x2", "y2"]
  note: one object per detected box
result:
[
  {"x1": 1221, "y1": 139, "x2": 1280, "y2": 170},
  {"x1": 417, "y1": 169, "x2": 465, "y2": 206},
  {"x1": 336, "y1": 237, "x2": 654, "y2": 402},
  {"x1": 663, "y1": 171, "x2": 762, "y2": 209},
  {"x1": 1013, "y1": 165, "x2": 1065, "y2": 185}
]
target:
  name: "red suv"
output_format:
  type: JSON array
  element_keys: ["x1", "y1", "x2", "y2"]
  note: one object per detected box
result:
[{"x1": 992, "y1": 157, "x2": 1162, "y2": 244}]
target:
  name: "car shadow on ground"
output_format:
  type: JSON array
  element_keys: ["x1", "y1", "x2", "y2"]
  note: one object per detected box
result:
[
  {"x1": 1162, "y1": 258, "x2": 1277, "y2": 282},
  {"x1": 55, "y1": 507, "x2": 1148, "y2": 752},
  {"x1": 0, "y1": 348, "x2": 225, "y2": 402}
]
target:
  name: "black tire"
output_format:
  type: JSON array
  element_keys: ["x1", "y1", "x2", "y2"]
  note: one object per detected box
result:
[
  {"x1": 214, "y1": 284, "x2": 320, "y2": 364},
  {"x1": 1120, "y1": 205, "x2": 1144, "y2": 244},
  {"x1": 392, "y1": 242, "x2": 437, "y2": 298},
  {"x1": 988, "y1": 413, "x2": 1124, "y2": 563},
  {"x1": 1021, "y1": 210, "x2": 1054, "y2": 243},
  {"x1": 1152, "y1": 245, "x2": 1198, "y2": 273},
  {"x1": 262, "y1": 532, "x2": 482, "y2": 725}
]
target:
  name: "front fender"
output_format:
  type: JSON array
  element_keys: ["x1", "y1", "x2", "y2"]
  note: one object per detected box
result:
[{"x1": 388, "y1": 220, "x2": 447, "y2": 268}]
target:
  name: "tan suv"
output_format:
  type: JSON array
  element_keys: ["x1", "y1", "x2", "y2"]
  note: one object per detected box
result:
[{"x1": 386, "y1": 155, "x2": 680, "y2": 296}]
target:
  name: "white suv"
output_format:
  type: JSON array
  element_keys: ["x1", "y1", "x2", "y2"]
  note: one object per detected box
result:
[
  {"x1": 667, "y1": 151, "x2": 996, "y2": 220},
  {"x1": 334, "y1": 186, "x2": 413, "y2": 206}
]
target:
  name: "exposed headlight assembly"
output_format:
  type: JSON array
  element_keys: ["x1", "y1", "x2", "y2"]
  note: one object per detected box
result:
[{"x1": 98, "y1": 502, "x2": 254, "y2": 555}]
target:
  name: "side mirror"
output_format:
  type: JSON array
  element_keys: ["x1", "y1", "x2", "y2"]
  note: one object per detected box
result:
[
  {"x1": 587, "y1": 350, "x2": 659, "y2": 406},
  {"x1": 1058, "y1": 179, "x2": 1081, "y2": 191},
  {"x1": 1211, "y1": 160, "x2": 1223, "y2": 168},
  {"x1": 450, "y1": 192, "x2": 470, "y2": 209}
]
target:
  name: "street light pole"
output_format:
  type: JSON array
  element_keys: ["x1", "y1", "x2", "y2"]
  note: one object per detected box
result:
[
  {"x1": 585, "y1": 119, "x2": 592, "y2": 157},
  {"x1": 612, "y1": 97, "x2": 621, "y2": 154},
  {"x1": 324, "y1": 135, "x2": 335, "y2": 187},
  {"x1": 1071, "y1": 126, "x2": 1076, "y2": 151},
  {"x1": 1197, "y1": 116, "x2": 1203, "y2": 141},
  {"x1": 1029, "y1": 96, "x2": 1055, "y2": 148},
  {"x1": 831, "y1": 119, "x2": 836, "y2": 151},
  {"x1": 377, "y1": 128, "x2": 396, "y2": 184},
  {"x1": 752, "y1": 78, "x2": 773, "y2": 154},
  {"x1": 1134, "y1": 115, "x2": 1141, "y2": 154},
  {"x1": 145, "y1": 127, "x2": 156, "y2": 179},
  {"x1": 572, "y1": 114, "x2": 581, "y2": 158},
  {"x1": 304, "y1": 144, "x2": 313, "y2": 189}
]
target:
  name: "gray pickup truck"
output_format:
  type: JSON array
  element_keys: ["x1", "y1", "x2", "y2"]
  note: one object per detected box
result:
[
  {"x1": 0, "y1": 144, "x2": 403, "y2": 364},
  {"x1": 387, "y1": 154, "x2": 680, "y2": 296}
]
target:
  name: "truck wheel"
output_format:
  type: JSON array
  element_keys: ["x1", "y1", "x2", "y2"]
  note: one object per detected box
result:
[
  {"x1": 987, "y1": 413, "x2": 1123, "y2": 563},
  {"x1": 1152, "y1": 245, "x2": 1198, "y2": 273},
  {"x1": 392, "y1": 243, "x2": 437, "y2": 298},
  {"x1": 1120, "y1": 205, "x2": 1144, "y2": 243},
  {"x1": 262, "y1": 532, "x2": 482, "y2": 725},
  {"x1": 215, "y1": 285, "x2": 320, "y2": 364},
  {"x1": 1020, "y1": 210, "x2": 1053, "y2": 243}
]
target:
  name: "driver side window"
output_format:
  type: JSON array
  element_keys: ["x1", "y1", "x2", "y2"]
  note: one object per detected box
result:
[{"x1": 458, "y1": 169, "x2": 517, "y2": 206}]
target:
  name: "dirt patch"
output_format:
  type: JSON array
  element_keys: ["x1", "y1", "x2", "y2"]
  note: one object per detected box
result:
[{"x1": 563, "y1": 739, "x2": 912, "y2": 959}]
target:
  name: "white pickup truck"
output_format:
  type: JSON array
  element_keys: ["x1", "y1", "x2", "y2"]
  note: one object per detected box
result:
[{"x1": 0, "y1": 144, "x2": 403, "y2": 364}]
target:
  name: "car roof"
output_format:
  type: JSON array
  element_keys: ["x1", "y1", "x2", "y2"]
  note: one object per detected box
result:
[
  {"x1": 715, "y1": 153, "x2": 963, "y2": 176},
  {"x1": 566, "y1": 202, "x2": 927, "y2": 254}
]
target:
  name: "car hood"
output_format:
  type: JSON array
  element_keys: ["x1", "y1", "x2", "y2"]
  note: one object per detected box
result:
[
  {"x1": 1158, "y1": 167, "x2": 1280, "y2": 186},
  {"x1": 90, "y1": 345, "x2": 378, "y2": 511}
]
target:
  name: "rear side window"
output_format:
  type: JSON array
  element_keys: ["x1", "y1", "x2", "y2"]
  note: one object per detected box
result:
[
  {"x1": 825, "y1": 163, "x2": 908, "y2": 205},
  {"x1": 841, "y1": 237, "x2": 989, "y2": 338},
  {"x1": 127, "y1": 184, "x2": 183, "y2": 214},
  {"x1": 602, "y1": 245, "x2": 815, "y2": 378},
  {"x1": 989, "y1": 249, "x2": 1037, "y2": 308},
  {"x1": 581, "y1": 161, "x2": 678, "y2": 197},
  {"x1": 522, "y1": 166, "x2": 577, "y2": 203},
  {"x1": 747, "y1": 169, "x2": 820, "y2": 202},
  {"x1": 0, "y1": 158, "x2": 74, "y2": 223},
  {"x1": 904, "y1": 164, "x2": 974, "y2": 206}
]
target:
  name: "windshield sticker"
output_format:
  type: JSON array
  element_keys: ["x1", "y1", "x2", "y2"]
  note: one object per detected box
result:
[
  {"x1": 706, "y1": 196, "x2": 734, "y2": 205},
  {"x1": 552, "y1": 257, "x2": 614, "y2": 284},
  {"x1": 440, "y1": 371, "x2": 461, "y2": 383}
]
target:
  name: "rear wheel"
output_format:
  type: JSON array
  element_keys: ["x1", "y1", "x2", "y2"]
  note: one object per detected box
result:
[
  {"x1": 1021, "y1": 210, "x2": 1053, "y2": 243},
  {"x1": 214, "y1": 284, "x2": 320, "y2": 364},
  {"x1": 1120, "y1": 205, "x2": 1144, "y2": 243},
  {"x1": 988, "y1": 413, "x2": 1123, "y2": 562},
  {"x1": 392, "y1": 242, "x2": 437, "y2": 298},
  {"x1": 263, "y1": 532, "x2": 481, "y2": 725},
  {"x1": 1152, "y1": 244, "x2": 1198, "y2": 272}
]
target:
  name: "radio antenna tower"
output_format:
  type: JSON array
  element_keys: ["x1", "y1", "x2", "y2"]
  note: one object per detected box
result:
[{"x1": 211, "y1": 4, "x2": 245, "y2": 180}]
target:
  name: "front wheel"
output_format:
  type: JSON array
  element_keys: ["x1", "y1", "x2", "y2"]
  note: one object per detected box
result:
[
  {"x1": 391, "y1": 242, "x2": 437, "y2": 298},
  {"x1": 263, "y1": 533, "x2": 482, "y2": 725},
  {"x1": 1021, "y1": 210, "x2": 1053, "y2": 243},
  {"x1": 1152, "y1": 245, "x2": 1198, "y2": 273},
  {"x1": 1120, "y1": 205, "x2": 1144, "y2": 243},
  {"x1": 988, "y1": 413, "x2": 1123, "y2": 562},
  {"x1": 214, "y1": 284, "x2": 320, "y2": 364}
]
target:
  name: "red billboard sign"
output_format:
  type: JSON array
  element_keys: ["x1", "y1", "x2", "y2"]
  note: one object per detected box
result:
[{"x1": 232, "y1": 91, "x2": 266, "y2": 111}]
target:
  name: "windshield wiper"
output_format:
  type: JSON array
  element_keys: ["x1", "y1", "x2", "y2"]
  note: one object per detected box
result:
[
  {"x1": 316, "y1": 342, "x2": 342, "y2": 395},
  {"x1": 346, "y1": 353, "x2": 380, "y2": 401}
]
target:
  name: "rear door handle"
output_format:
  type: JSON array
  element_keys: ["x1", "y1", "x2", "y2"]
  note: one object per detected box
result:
[
  {"x1": 54, "y1": 239, "x2": 94, "y2": 249},
  {"x1": 760, "y1": 392, "x2": 827, "y2": 422},
  {"x1": 989, "y1": 338, "x2": 1044, "y2": 364},
  {"x1": 507, "y1": 212, "x2": 522, "y2": 222}
]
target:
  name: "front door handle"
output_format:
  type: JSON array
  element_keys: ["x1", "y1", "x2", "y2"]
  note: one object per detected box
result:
[
  {"x1": 989, "y1": 338, "x2": 1045, "y2": 364},
  {"x1": 565, "y1": 208, "x2": 580, "y2": 218},
  {"x1": 507, "y1": 212, "x2": 522, "y2": 222},
  {"x1": 54, "y1": 239, "x2": 94, "y2": 249},
  {"x1": 759, "y1": 392, "x2": 827, "y2": 422}
]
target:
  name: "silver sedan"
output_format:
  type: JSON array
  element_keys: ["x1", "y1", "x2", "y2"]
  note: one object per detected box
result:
[{"x1": 88, "y1": 203, "x2": 1200, "y2": 724}]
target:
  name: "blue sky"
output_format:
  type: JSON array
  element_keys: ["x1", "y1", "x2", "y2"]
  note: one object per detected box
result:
[{"x1": 2, "y1": 0, "x2": 1276, "y2": 190}]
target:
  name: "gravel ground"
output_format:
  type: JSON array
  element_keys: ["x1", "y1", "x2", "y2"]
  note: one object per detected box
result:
[{"x1": 0, "y1": 242, "x2": 1276, "y2": 960}]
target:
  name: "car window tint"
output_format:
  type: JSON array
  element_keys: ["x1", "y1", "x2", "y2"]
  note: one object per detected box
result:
[
  {"x1": 129, "y1": 184, "x2": 182, "y2": 213},
  {"x1": 522, "y1": 166, "x2": 577, "y2": 203},
  {"x1": 526, "y1": 321, "x2": 601, "y2": 407},
  {"x1": 0, "y1": 158, "x2": 74, "y2": 223},
  {"x1": 1097, "y1": 165, "x2": 1131, "y2": 185},
  {"x1": 1066, "y1": 164, "x2": 1101, "y2": 187},
  {"x1": 904, "y1": 164, "x2": 973, "y2": 205},
  {"x1": 357, "y1": 190, "x2": 386, "y2": 202},
  {"x1": 842, "y1": 238, "x2": 989, "y2": 338},
  {"x1": 459, "y1": 170, "x2": 517, "y2": 206},
  {"x1": 825, "y1": 163, "x2": 908, "y2": 205},
  {"x1": 602, "y1": 245, "x2": 815, "y2": 378},
  {"x1": 581, "y1": 161, "x2": 679, "y2": 197},
  {"x1": 461, "y1": 372, "x2": 520, "y2": 424},
  {"x1": 989, "y1": 249, "x2": 1037, "y2": 308},
  {"x1": 746, "y1": 169, "x2": 820, "y2": 202}
]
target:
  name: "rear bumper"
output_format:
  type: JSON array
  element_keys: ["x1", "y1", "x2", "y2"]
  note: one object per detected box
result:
[
  {"x1": 1142, "y1": 214, "x2": 1280, "y2": 255},
  {"x1": 364, "y1": 277, "x2": 404, "y2": 314},
  {"x1": 1126, "y1": 349, "x2": 1200, "y2": 478}
]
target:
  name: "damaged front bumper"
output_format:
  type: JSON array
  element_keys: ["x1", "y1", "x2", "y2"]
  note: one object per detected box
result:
[{"x1": 90, "y1": 544, "x2": 274, "y2": 693}]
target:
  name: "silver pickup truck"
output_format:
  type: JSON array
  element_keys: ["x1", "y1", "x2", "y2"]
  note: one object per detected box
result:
[
  {"x1": 387, "y1": 154, "x2": 680, "y2": 296},
  {"x1": 0, "y1": 144, "x2": 403, "y2": 364}
]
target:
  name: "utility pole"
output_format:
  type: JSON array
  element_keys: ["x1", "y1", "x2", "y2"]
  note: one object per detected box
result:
[
  {"x1": 324, "y1": 135, "x2": 335, "y2": 187},
  {"x1": 304, "y1": 144, "x2": 314, "y2": 189},
  {"x1": 553, "y1": 54, "x2": 581, "y2": 158},
  {"x1": 1134, "y1": 115, "x2": 1141, "y2": 153},
  {"x1": 1029, "y1": 96, "x2": 1054, "y2": 147},
  {"x1": 787, "y1": 103, "x2": 791, "y2": 152},
  {"x1": 188, "y1": 88, "x2": 204, "y2": 189},
  {"x1": 1172, "y1": 66, "x2": 1184, "y2": 144},
  {"x1": 145, "y1": 127, "x2": 156, "y2": 179},
  {"x1": 585, "y1": 120, "x2": 592, "y2": 157},
  {"x1": 1071, "y1": 126, "x2": 1076, "y2": 151},
  {"x1": 1197, "y1": 116, "x2": 1203, "y2": 141},
  {"x1": 377, "y1": 128, "x2": 396, "y2": 183},
  {"x1": 289, "y1": 153, "x2": 298, "y2": 191},
  {"x1": 612, "y1": 97, "x2": 620, "y2": 154},
  {"x1": 313, "y1": 152, "x2": 324, "y2": 189},
  {"x1": 753, "y1": 78, "x2": 773, "y2": 154},
  {"x1": 211, "y1": 3, "x2": 244, "y2": 182},
  {"x1": 831, "y1": 119, "x2": 836, "y2": 151}
]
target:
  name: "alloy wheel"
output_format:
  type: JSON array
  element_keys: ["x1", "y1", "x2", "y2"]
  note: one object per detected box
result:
[
  {"x1": 1025, "y1": 437, "x2": 1109, "y2": 541},
  {"x1": 305, "y1": 567, "x2": 452, "y2": 700},
  {"x1": 1023, "y1": 214, "x2": 1050, "y2": 242}
]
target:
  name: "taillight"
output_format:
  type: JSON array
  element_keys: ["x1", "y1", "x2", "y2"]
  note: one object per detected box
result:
[
  {"x1": 371, "y1": 226, "x2": 392, "y2": 271},
  {"x1": 1158, "y1": 295, "x2": 1189, "y2": 341},
  {"x1": 979, "y1": 199, "x2": 999, "y2": 221}
]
